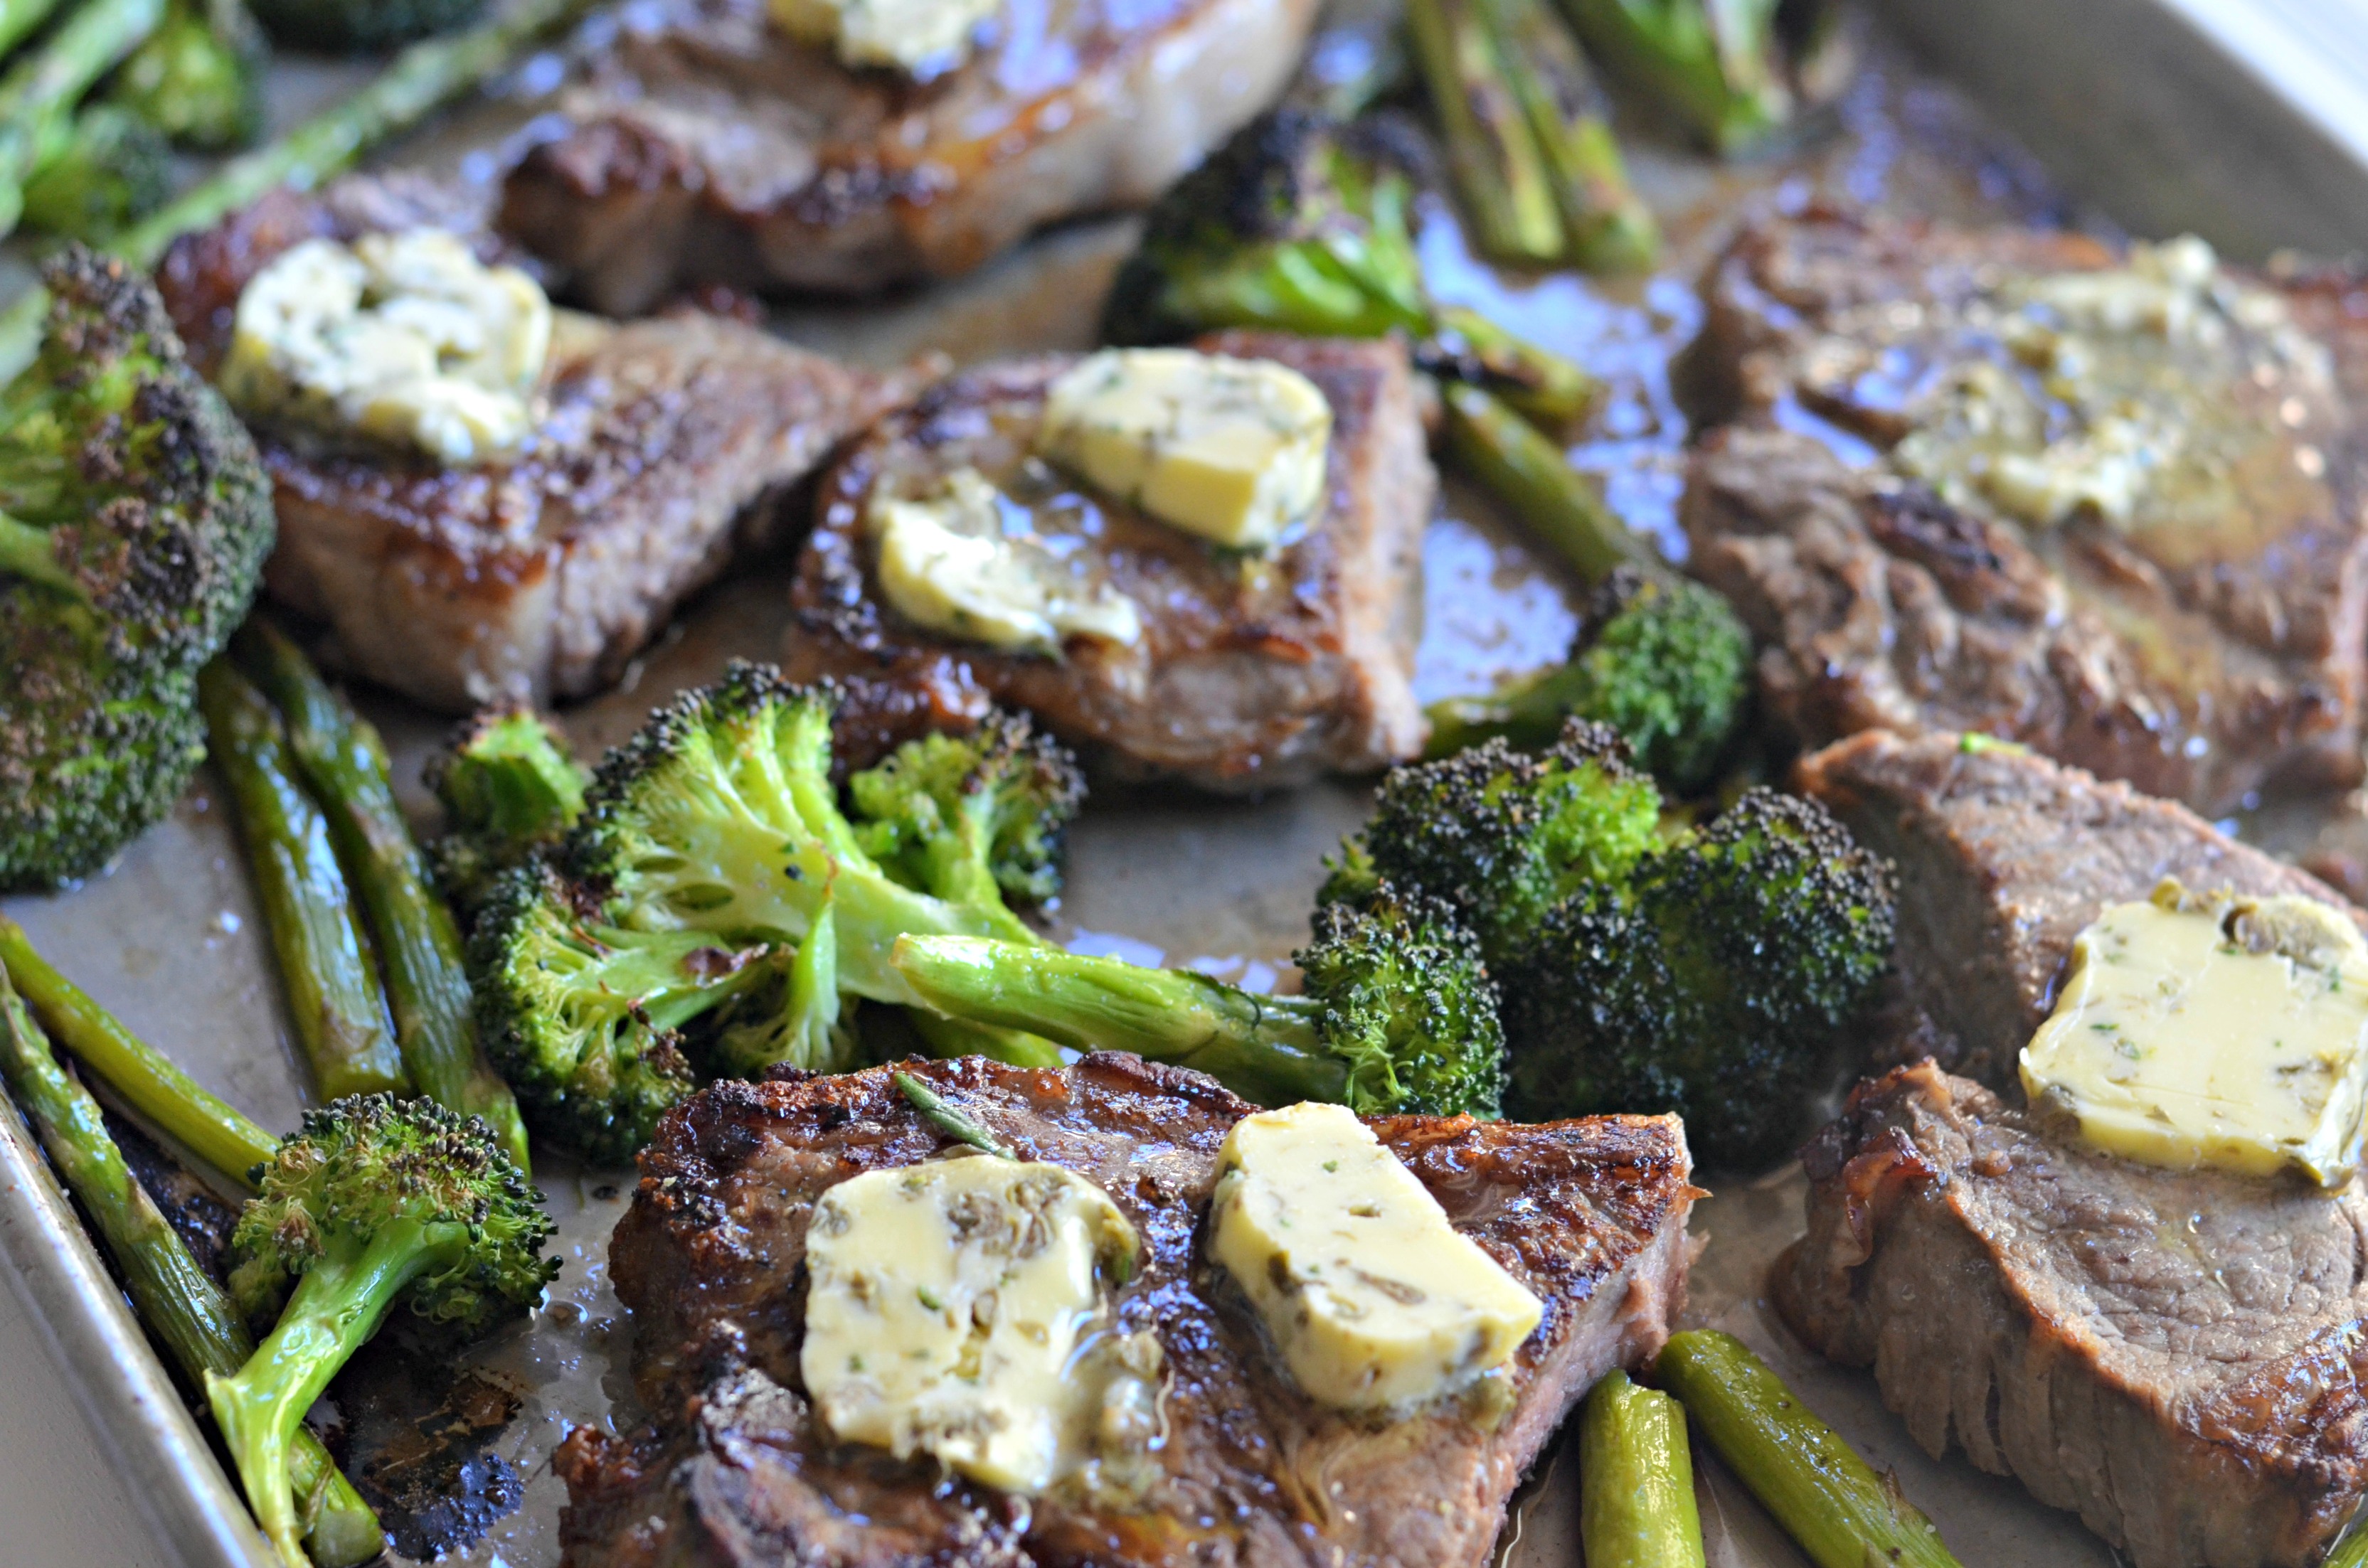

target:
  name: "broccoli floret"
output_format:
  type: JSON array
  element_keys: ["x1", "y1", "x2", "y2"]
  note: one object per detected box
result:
[
  {"x1": 0, "y1": 246, "x2": 272, "y2": 888},
  {"x1": 20, "y1": 106, "x2": 171, "y2": 241},
  {"x1": 107, "y1": 0, "x2": 267, "y2": 151},
  {"x1": 891, "y1": 882, "x2": 1507, "y2": 1119},
  {"x1": 208, "y1": 1093, "x2": 553, "y2": 1567},
  {"x1": 249, "y1": 0, "x2": 483, "y2": 53},
  {"x1": 1322, "y1": 719, "x2": 1661, "y2": 969},
  {"x1": 695, "y1": 897, "x2": 861, "y2": 1080},
  {"x1": 846, "y1": 710, "x2": 1085, "y2": 909},
  {"x1": 1502, "y1": 788, "x2": 1896, "y2": 1166},
  {"x1": 426, "y1": 705, "x2": 588, "y2": 922}
]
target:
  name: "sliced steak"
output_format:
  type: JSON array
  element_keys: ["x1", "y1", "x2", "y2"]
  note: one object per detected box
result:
[
  {"x1": 1678, "y1": 212, "x2": 2368, "y2": 814},
  {"x1": 1774, "y1": 1061, "x2": 2368, "y2": 1568},
  {"x1": 1796, "y1": 728, "x2": 2359, "y2": 1088},
  {"x1": 558, "y1": 1053, "x2": 1697, "y2": 1568},
  {"x1": 498, "y1": 0, "x2": 1319, "y2": 316},
  {"x1": 153, "y1": 185, "x2": 909, "y2": 712},
  {"x1": 783, "y1": 332, "x2": 1433, "y2": 789}
]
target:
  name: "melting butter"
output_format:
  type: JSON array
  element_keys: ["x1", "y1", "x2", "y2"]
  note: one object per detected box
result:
[
  {"x1": 871, "y1": 466, "x2": 1142, "y2": 654},
  {"x1": 770, "y1": 0, "x2": 997, "y2": 76}
]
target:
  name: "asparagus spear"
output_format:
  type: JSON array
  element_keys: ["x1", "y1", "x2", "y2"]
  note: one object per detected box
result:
[
  {"x1": 0, "y1": 0, "x2": 65, "y2": 61},
  {"x1": 1406, "y1": 0, "x2": 1566, "y2": 265},
  {"x1": 0, "y1": 966, "x2": 383, "y2": 1567},
  {"x1": 1555, "y1": 0, "x2": 1792, "y2": 154},
  {"x1": 234, "y1": 622, "x2": 531, "y2": 1169},
  {"x1": 0, "y1": 0, "x2": 166, "y2": 237},
  {"x1": 1444, "y1": 381, "x2": 1659, "y2": 582},
  {"x1": 1655, "y1": 1330, "x2": 1964, "y2": 1568},
  {"x1": 0, "y1": 918, "x2": 278, "y2": 1186},
  {"x1": 1579, "y1": 1369, "x2": 1704, "y2": 1567},
  {"x1": 1483, "y1": 0, "x2": 1658, "y2": 272},
  {"x1": 197, "y1": 661, "x2": 411, "y2": 1103}
]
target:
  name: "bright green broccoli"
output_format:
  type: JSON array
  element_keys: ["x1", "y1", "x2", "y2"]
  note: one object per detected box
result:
[
  {"x1": 20, "y1": 104, "x2": 170, "y2": 240},
  {"x1": 696, "y1": 897, "x2": 860, "y2": 1080},
  {"x1": 208, "y1": 1093, "x2": 553, "y2": 1568},
  {"x1": 425, "y1": 705, "x2": 588, "y2": 922},
  {"x1": 249, "y1": 0, "x2": 483, "y2": 53},
  {"x1": 893, "y1": 881, "x2": 1506, "y2": 1119},
  {"x1": 107, "y1": 0, "x2": 267, "y2": 151},
  {"x1": 0, "y1": 245, "x2": 273, "y2": 888}
]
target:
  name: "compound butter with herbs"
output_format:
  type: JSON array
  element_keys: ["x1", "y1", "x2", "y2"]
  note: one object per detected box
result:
[
  {"x1": 770, "y1": 0, "x2": 997, "y2": 75},
  {"x1": 1209, "y1": 1102, "x2": 1541, "y2": 1410},
  {"x1": 2020, "y1": 878, "x2": 2368, "y2": 1185},
  {"x1": 870, "y1": 466, "x2": 1143, "y2": 654}
]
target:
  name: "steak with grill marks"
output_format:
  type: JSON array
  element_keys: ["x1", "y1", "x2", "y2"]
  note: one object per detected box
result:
[
  {"x1": 496, "y1": 0, "x2": 1319, "y2": 316},
  {"x1": 152, "y1": 183, "x2": 913, "y2": 712},
  {"x1": 782, "y1": 332, "x2": 1433, "y2": 789},
  {"x1": 556, "y1": 1054, "x2": 1697, "y2": 1568},
  {"x1": 1775, "y1": 1061, "x2": 2368, "y2": 1568},
  {"x1": 1677, "y1": 210, "x2": 2368, "y2": 815}
]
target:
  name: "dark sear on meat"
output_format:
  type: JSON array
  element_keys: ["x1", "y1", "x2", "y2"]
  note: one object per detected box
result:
[
  {"x1": 498, "y1": 0, "x2": 1320, "y2": 316},
  {"x1": 1678, "y1": 211, "x2": 2368, "y2": 815},
  {"x1": 783, "y1": 333, "x2": 1433, "y2": 790},
  {"x1": 1796, "y1": 728, "x2": 2362, "y2": 1088},
  {"x1": 1775, "y1": 1062, "x2": 2368, "y2": 1568},
  {"x1": 557, "y1": 1055, "x2": 1697, "y2": 1568},
  {"x1": 152, "y1": 182, "x2": 912, "y2": 712}
]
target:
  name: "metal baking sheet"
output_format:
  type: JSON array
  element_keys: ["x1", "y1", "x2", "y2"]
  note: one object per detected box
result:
[{"x1": 0, "y1": 4, "x2": 2357, "y2": 1564}]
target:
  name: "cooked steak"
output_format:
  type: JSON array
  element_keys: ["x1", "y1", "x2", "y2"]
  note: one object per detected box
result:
[
  {"x1": 1796, "y1": 728, "x2": 2359, "y2": 1088},
  {"x1": 1679, "y1": 212, "x2": 2368, "y2": 815},
  {"x1": 1774, "y1": 1061, "x2": 2368, "y2": 1568},
  {"x1": 497, "y1": 0, "x2": 1320, "y2": 316},
  {"x1": 782, "y1": 333, "x2": 1433, "y2": 789},
  {"x1": 558, "y1": 1054, "x2": 1697, "y2": 1568},
  {"x1": 153, "y1": 185, "x2": 909, "y2": 712}
]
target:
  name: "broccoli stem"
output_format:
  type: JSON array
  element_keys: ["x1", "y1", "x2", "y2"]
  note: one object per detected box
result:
[
  {"x1": 0, "y1": 0, "x2": 165, "y2": 238},
  {"x1": 891, "y1": 935, "x2": 1346, "y2": 1106},
  {"x1": 1443, "y1": 380, "x2": 1663, "y2": 585},
  {"x1": 906, "y1": 1008, "x2": 1067, "y2": 1071},
  {"x1": 1406, "y1": 0, "x2": 1566, "y2": 266},
  {"x1": 0, "y1": 508, "x2": 79, "y2": 595},
  {"x1": 209, "y1": 1218, "x2": 457, "y2": 1567},
  {"x1": 0, "y1": 917, "x2": 279, "y2": 1185},
  {"x1": 235, "y1": 624, "x2": 530, "y2": 1169},
  {"x1": 1483, "y1": 0, "x2": 1658, "y2": 272},
  {"x1": 1654, "y1": 1331, "x2": 1964, "y2": 1568},
  {"x1": 0, "y1": 0, "x2": 64, "y2": 57},
  {"x1": 1423, "y1": 658, "x2": 1592, "y2": 758},
  {"x1": 198, "y1": 662, "x2": 412, "y2": 1103},
  {"x1": 0, "y1": 969, "x2": 383, "y2": 1567},
  {"x1": 1578, "y1": 1370, "x2": 1704, "y2": 1568}
]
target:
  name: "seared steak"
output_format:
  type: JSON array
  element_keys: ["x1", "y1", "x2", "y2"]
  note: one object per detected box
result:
[
  {"x1": 1796, "y1": 728, "x2": 2359, "y2": 1088},
  {"x1": 154, "y1": 186, "x2": 908, "y2": 712},
  {"x1": 783, "y1": 333, "x2": 1433, "y2": 789},
  {"x1": 1775, "y1": 1062, "x2": 2368, "y2": 1568},
  {"x1": 1679, "y1": 212, "x2": 2368, "y2": 814},
  {"x1": 498, "y1": 0, "x2": 1320, "y2": 316},
  {"x1": 558, "y1": 1054, "x2": 1697, "y2": 1568}
]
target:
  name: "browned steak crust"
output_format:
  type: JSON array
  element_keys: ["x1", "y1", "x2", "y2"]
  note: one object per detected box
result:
[
  {"x1": 1795, "y1": 729, "x2": 2359, "y2": 1088},
  {"x1": 783, "y1": 333, "x2": 1433, "y2": 789},
  {"x1": 1679, "y1": 212, "x2": 2368, "y2": 814},
  {"x1": 497, "y1": 0, "x2": 1318, "y2": 314},
  {"x1": 558, "y1": 1055, "x2": 1696, "y2": 1568},
  {"x1": 1775, "y1": 1062, "x2": 2368, "y2": 1568},
  {"x1": 153, "y1": 186, "x2": 907, "y2": 711}
]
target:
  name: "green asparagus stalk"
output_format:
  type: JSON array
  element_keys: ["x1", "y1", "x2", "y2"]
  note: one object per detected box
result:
[
  {"x1": 197, "y1": 661, "x2": 411, "y2": 1103},
  {"x1": 0, "y1": 0, "x2": 63, "y2": 59},
  {"x1": 1655, "y1": 1330, "x2": 1963, "y2": 1568},
  {"x1": 1484, "y1": 0, "x2": 1658, "y2": 272},
  {"x1": 1407, "y1": 0, "x2": 1566, "y2": 266},
  {"x1": 234, "y1": 622, "x2": 530, "y2": 1169},
  {"x1": 0, "y1": 967, "x2": 383, "y2": 1567},
  {"x1": 1428, "y1": 306, "x2": 1601, "y2": 431},
  {"x1": 1555, "y1": 0, "x2": 1790, "y2": 155},
  {"x1": 0, "y1": 918, "x2": 278, "y2": 1186},
  {"x1": 1579, "y1": 1369, "x2": 1705, "y2": 1567},
  {"x1": 1443, "y1": 381, "x2": 1660, "y2": 583},
  {"x1": 2325, "y1": 1524, "x2": 2368, "y2": 1568},
  {"x1": 0, "y1": 0, "x2": 165, "y2": 237}
]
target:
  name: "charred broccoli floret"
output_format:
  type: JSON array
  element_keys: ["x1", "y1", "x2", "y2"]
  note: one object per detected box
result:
[
  {"x1": 0, "y1": 246, "x2": 272, "y2": 887},
  {"x1": 470, "y1": 664, "x2": 1084, "y2": 1161},
  {"x1": 209, "y1": 1094, "x2": 553, "y2": 1567},
  {"x1": 21, "y1": 105, "x2": 171, "y2": 240},
  {"x1": 893, "y1": 881, "x2": 1506, "y2": 1118},
  {"x1": 1502, "y1": 788, "x2": 1894, "y2": 1166},
  {"x1": 107, "y1": 0, "x2": 267, "y2": 151},
  {"x1": 426, "y1": 705, "x2": 588, "y2": 922},
  {"x1": 250, "y1": 0, "x2": 483, "y2": 53}
]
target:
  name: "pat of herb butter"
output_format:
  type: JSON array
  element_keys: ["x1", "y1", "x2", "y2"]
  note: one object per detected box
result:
[
  {"x1": 1036, "y1": 348, "x2": 1331, "y2": 551},
  {"x1": 871, "y1": 467, "x2": 1142, "y2": 654},
  {"x1": 800, "y1": 1156, "x2": 1145, "y2": 1495},
  {"x1": 770, "y1": 0, "x2": 997, "y2": 76},
  {"x1": 221, "y1": 230, "x2": 551, "y2": 466},
  {"x1": 1209, "y1": 1102, "x2": 1541, "y2": 1410},
  {"x1": 2020, "y1": 878, "x2": 2368, "y2": 1186}
]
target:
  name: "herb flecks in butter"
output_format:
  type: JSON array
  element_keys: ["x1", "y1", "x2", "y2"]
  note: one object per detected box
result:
[
  {"x1": 1209, "y1": 1102, "x2": 1541, "y2": 1412},
  {"x1": 221, "y1": 230, "x2": 551, "y2": 466},
  {"x1": 800, "y1": 1156, "x2": 1151, "y2": 1495},
  {"x1": 2019, "y1": 878, "x2": 2368, "y2": 1186},
  {"x1": 770, "y1": 0, "x2": 997, "y2": 78},
  {"x1": 871, "y1": 466, "x2": 1143, "y2": 654}
]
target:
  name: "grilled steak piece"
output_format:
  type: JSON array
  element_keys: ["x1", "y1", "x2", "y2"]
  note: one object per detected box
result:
[
  {"x1": 153, "y1": 185, "x2": 908, "y2": 712},
  {"x1": 558, "y1": 1054, "x2": 1697, "y2": 1568},
  {"x1": 1796, "y1": 728, "x2": 2360, "y2": 1088},
  {"x1": 498, "y1": 0, "x2": 1320, "y2": 316},
  {"x1": 1775, "y1": 1062, "x2": 2368, "y2": 1568},
  {"x1": 1679, "y1": 212, "x2": 2368, "y2": 814},
  {"x1": 783, "y1": 333, "x2": 1433, "y2": 789}
]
